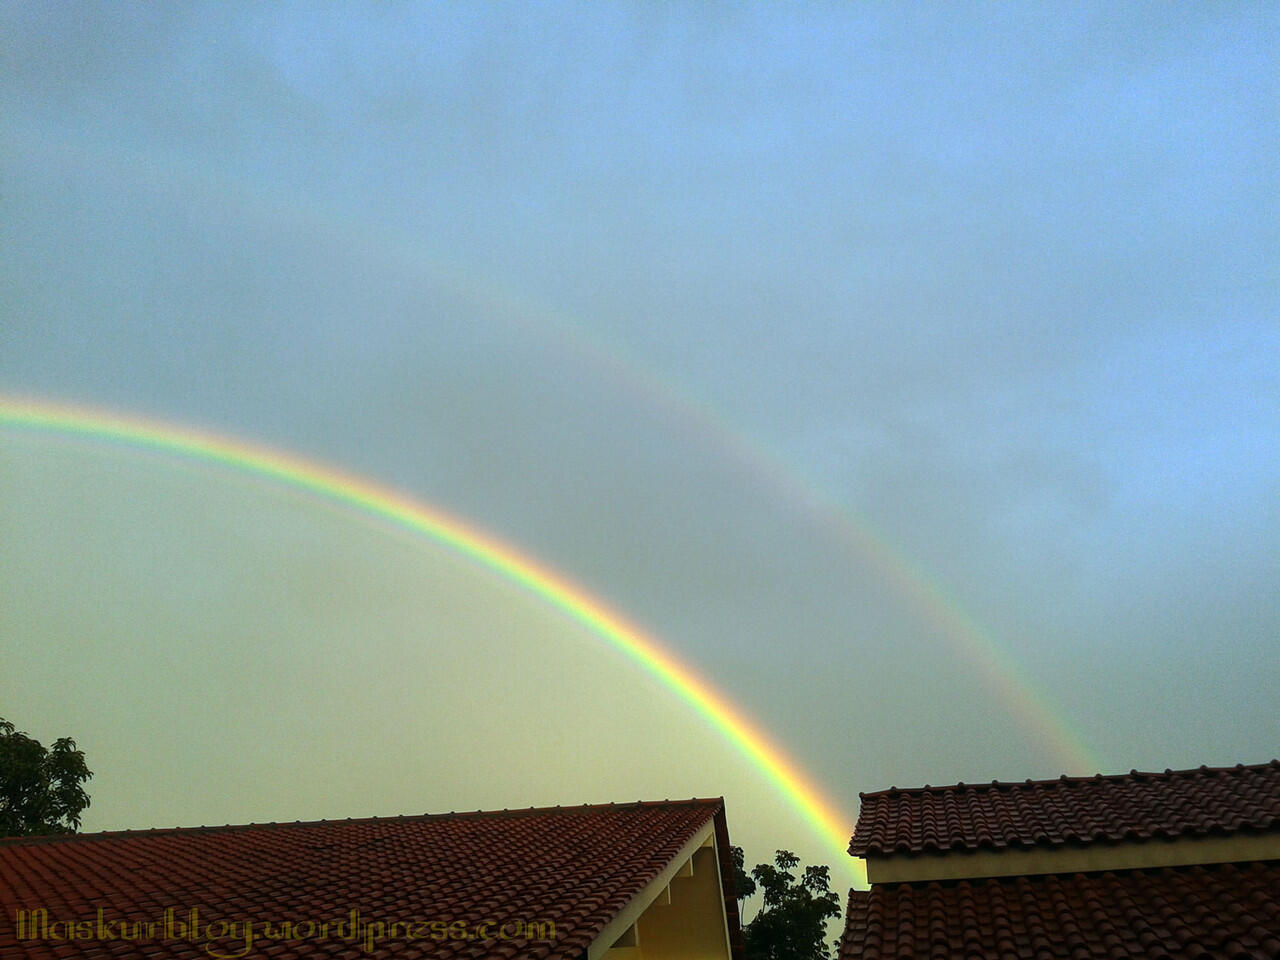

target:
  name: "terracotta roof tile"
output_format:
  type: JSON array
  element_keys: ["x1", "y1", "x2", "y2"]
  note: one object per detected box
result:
[
  {"x1": 839, "y1": 861, "x2": 1280, "y2": 960},
  {"x1": 0, "y1": 799, "x2": 743, "y2": 959},
  {"x1": 849, "y1": 760, "x2": 1280, "y2": 855}
]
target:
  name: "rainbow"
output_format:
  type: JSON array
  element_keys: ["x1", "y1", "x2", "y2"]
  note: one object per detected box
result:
[
  {"x1": 430, "y1": 289, "x2": 1107, "y2": 775},
  {"x1": 496, "y1": 322, "x2": 1109, "y2": 776},
  {"x1": 3, "y1": 121, "x2": 1103, "y2": 775},
  {"x1": 0, "y1": 395, "x2": 866, "y2": 885}
]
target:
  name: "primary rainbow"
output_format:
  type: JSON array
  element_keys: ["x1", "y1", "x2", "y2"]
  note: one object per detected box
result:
[
  {"x1": 0, "y1": 395, "x2": 866, "y2": 885},
  {"x1": 7, "y1": 121, "x2": 1101, "y2": 773}
]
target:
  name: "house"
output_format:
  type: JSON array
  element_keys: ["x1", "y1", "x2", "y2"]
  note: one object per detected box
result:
[
  {"x1": 1, "y1": 798, "x2": 744, "y2": 959},
  {"x1": 839, "y1": 760, "x2": 1280, "y2": 958}
]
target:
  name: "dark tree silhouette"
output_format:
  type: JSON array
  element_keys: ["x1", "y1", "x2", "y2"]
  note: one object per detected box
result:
[
  {"x1": 735, "y1": 848, "x2": 842, "y2": 960},
  {"x1": 732, "y1": 843, "x2": 758, "y2": 900},
  {"x1": 0, "y1": 717, "x2": 92, "y2": 837}
]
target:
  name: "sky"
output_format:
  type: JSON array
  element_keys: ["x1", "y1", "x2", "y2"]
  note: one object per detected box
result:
[{"x1": 2, "y1": 2, "x2": 1277, "y2": 893}]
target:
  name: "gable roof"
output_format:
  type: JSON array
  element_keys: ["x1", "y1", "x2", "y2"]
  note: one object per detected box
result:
[
  {"x1": 839, "y1": 860, "x2": 1280, "y2": 960},
  {"x1": 849, "y1": 759, "x2": 1280, "y2": 856},
  {"x1": 1, "y1": 798, "x2": 743, "y2": 959}
]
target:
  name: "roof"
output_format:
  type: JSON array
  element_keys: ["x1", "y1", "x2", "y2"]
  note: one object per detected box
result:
[
  {"x1": 849, "y1": 759, "x2": 1280, "y2": 856},
  {"x1": 1, "y1": 798, "x2": 743, "y2": 959},
  {"x1": 839, "y1": 860, "x2": 1280, "y2": 960}
]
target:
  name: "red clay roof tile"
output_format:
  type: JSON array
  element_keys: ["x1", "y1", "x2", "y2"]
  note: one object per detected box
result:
[
  {"x1": 839, "y1": 861, "x2": 1280, "y2": 960},
  {"x1": 0, "y1": 799, "x2": 743, "y2": 959},
  {"x1": 849, "y1": 760, "x2": 1280, "y2": 855}
]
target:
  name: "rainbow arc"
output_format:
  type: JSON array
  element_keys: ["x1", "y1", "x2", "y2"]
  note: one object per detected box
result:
[{"x1": 1, "y1": 396, "x2": 866, "y2": 885}]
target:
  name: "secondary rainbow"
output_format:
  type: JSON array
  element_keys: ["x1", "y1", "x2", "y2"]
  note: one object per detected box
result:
[
  {"x1": 0, "y1": 395, "x2": 865, "y2": 885},
  {"x1": 7, "y1": 122, "x2": 1101, "y2": 772},
  {"x1": 503, "y1": 319, "x2": 1108, "y2": 774}
]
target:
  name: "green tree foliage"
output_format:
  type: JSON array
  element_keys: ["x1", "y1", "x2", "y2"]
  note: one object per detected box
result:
[
  {"x1": 736, "y1": 848, "x2": 842, "y2": 960},
  {"x1": 0, "y1": 718, "x2": 93, "y2": 837}
]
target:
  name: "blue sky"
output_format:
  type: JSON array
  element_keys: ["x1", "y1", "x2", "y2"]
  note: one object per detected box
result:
[{"x1": 2, "y1": 2, "x2": 1276, "y2": 880}]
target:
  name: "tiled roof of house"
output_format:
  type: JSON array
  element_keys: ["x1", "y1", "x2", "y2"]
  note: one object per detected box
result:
[
  {"x1": 849, "y1": 760, "x2": 1280, "y2": 855},
  {"x1": 0, "y1": 798, "x2": 743, "y2": 959},
  {"x1": 839, "y1": 860, "x2": 1280, "y2": 960}
]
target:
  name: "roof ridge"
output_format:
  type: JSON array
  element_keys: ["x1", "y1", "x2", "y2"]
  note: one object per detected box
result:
[
  {"x1": 0, "y1": 796, "x2": 725, "y2": 847},
  {"x1": 856, "y1": 759, "x2": 1280, "y2": 799}
]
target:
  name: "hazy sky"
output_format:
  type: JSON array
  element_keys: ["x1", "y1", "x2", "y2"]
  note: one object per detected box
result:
[{"x1": 2, "y1": 3, "x2": 1277, "y2": 886}]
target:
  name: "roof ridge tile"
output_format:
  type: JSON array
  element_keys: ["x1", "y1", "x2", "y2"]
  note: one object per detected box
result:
[
  {"x1": 849, "y1": 760, "x2": 1280, "y2": 856},
  {"x1": 0, "y1": 797, "x2": 726, "y2": 847}
]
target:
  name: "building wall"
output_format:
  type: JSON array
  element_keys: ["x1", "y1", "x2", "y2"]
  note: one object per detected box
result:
[
  {"x1": 864, "y1": 830, "x2": 1280, "y2": 883},
  {"x1": 631, "y1": 847, "x2": 732, "y2": 960}
]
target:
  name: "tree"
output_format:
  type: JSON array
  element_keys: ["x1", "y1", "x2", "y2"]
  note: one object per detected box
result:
[
  {"x1": 0, "y1": 718, "x2": 93, "y2": 837},
  {"x1": 735, "y1": 848, "x2": 842, "y2": 960},
  {"x1": 731, "y1": 843, "x2": 757, "y2": 900}
]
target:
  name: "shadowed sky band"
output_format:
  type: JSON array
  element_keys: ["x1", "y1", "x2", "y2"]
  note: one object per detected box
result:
[{"x1": 4, "y1": 119, "x2": 1106, "y2": 776}]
